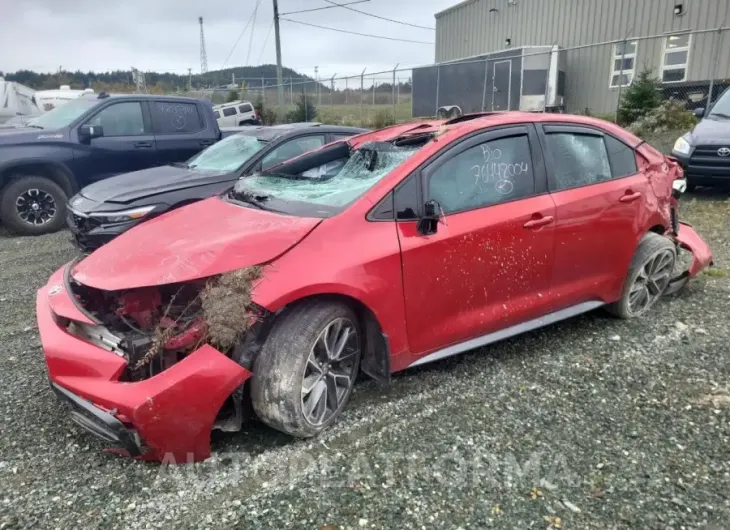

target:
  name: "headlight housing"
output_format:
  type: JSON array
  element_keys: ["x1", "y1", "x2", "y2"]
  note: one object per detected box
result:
[
  {"x1": 88, "y1": 205, "x2": 157, "y2": 224},
  {"x1": 673, "y1": 135, "x2": 692, "y2": 156}
]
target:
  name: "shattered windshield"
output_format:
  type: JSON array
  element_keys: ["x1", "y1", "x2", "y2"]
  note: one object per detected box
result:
[
  {"x1": 187, "y1": 134, "x2": 267, "y2": 172},
  {"x1": 231, "y1": 141, "x2": 418, "y2": 211}
]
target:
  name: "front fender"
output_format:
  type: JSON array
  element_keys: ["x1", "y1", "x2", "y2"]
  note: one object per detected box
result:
[{"x1": 0, "y1": 153, "x2": 78, "y2": 193}]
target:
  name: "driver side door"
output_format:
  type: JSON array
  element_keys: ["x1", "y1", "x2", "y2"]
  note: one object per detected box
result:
[
  {"x1": 73, "y1": 100, "x2": 157, "y2": 183},
  {"x1": 397, "y1": 125, "x2": 557, "y2": 358}
]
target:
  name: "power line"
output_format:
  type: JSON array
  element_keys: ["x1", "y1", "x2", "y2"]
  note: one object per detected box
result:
[
  {"x1": 222, "y1": 0, "x2": 263, "y2": 68},
  {"x1": 280, "y1": 18, "x2": 434, "y2": 44},
  {"x1": 245, "y1": 0, "x2": 261, "y2": 66},
  {"x1": 257, "y1": 20, "x2": 275, "y2": 64},
  {"x1": 280, "y1": 0, "x2": 370, "y2": 16},
  {"x1": 323, "y1": 0, "x2": 435, "y2": 31}
]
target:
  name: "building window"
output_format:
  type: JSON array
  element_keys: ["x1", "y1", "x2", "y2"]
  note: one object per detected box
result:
[
  {"x1": 662, "y1": 33, "x2": 691, "y2": 83},
  {"x1": 609, "y1": 41, "x2": 637, "y2": 88}
]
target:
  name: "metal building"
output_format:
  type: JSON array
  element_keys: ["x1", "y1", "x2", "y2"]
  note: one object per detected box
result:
[{"x1": 434, "y1": 0, "x2": 730, "y2": 114}]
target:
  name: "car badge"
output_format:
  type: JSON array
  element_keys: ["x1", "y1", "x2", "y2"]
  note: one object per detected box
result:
[
  {"x1": 718, "y1": 147, "x2": 730, "y2": 157},
  {"x1": 48, "y1": 285, "x2": 63, "y2": 296}
]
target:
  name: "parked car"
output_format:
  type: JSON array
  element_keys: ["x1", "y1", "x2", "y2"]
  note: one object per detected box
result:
[
  {"x1": 66, "y1": 123, "x2": 367, "y2": 251},
  {"x1": 672, "y1": 86, "x2": 730, "y2": 190},
  {"x1": 0, "y1": 93, "x2": 225, "y2": 235},
  {"x1": 37, "y1": 113, "x2": 712, "y2": 462},
  {"x1": 213, "y1": 100, "x2": 260, "y2": 127}
]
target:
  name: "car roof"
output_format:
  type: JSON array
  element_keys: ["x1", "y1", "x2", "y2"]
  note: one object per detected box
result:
[
  {"x1": 81, "y1": 93, "x2": 208, "y2": 105},
  {"x1": 348, "y1": 112, "x2": 642, "y2": 149},
  {"x1": 226, "y1": 123, "x2": 368, "y2": 142}
]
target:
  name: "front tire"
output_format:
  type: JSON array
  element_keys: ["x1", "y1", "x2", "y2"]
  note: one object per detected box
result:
[
  {"x1": 606, "y1": 233, "x2": 676, "y2": 318},
  {"x1": 251, "y1": 300, "x2": 361, "y2": 438},
  {"x1": 0, "y1": 176, "x2": 68, "y2": 235}
]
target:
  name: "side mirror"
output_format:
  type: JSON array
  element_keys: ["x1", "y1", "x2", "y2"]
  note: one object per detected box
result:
[
  {"x1": 78, "y1": 124, "x2": 103, "y2": 142},
  {"x1": 693, "y1": 108, "x2": 705, "y2": 119},
  {"x1": 417, "y1": 199, "x2": 441, "y2": 235}
]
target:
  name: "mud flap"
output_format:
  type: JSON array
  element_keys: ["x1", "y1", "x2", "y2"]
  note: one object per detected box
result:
[{"x1": 665, "y1": 222, "x2": 713, "y2": 296}]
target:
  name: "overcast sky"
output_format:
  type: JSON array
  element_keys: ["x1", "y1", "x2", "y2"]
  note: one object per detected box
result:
[{"x1": 1, "y1": 0, "x2": 456, "y2": 78}]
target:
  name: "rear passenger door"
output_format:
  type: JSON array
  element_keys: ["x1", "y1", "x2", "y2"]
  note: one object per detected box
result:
[
  {"x1": 150, "y1": 100, "x2": 215, "y2": 166},
  {"x1": 537, "y1": 124, "x2": 648, "y2": 306}
]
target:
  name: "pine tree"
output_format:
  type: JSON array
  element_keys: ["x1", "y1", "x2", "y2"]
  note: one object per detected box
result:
[{"x1": 617, "y1": 68, "x2": 662, "y2": 126}]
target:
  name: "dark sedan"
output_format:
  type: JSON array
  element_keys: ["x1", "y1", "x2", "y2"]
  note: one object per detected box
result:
[{"x1": 66, "y1": 123, "x2": 367, "y2": 251}]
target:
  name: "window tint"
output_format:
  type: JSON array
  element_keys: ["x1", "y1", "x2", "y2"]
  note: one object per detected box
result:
[
  {"x1": 239, "y1": 104, "x2": 253, "y2": 113},
  {"x1": 262, "y1": 135, "x2": 326, "y2": 170},
  {"x1": 428, "y1": 135, "x2": 535, "y2": 214},
  {"x1": 395, "y1": 175, "x2": 419, "y2": 220},
  {"x1": 214, "y1": 111, "x2": 221, "y2": 119},
  {"x1": 545, "y1": 133, "x2": 612, "y2": 191},
  {"x1": 222, "y1": 107, "x2": 237, "y2": 117},
  {"x1": 605, "y1": 135, "x2": 638, "y2": 178},
  {"x1": 88, "y1": 102, "x2": 145, "y2": 137},
  {"x1": 151, "y1": 102, "x2": 203, "y2": 134}
]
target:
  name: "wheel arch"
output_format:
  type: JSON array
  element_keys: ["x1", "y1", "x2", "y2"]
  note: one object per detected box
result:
[
  {"x1": 266, "y1": 291, "x2": 392, "y2": 384},
  {"x1": 0, "y1": 159, "x2": 78, "y2": 197}
]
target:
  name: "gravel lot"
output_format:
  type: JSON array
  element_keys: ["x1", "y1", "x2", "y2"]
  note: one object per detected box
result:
[{"x1": 1, "y1": 191, "x2": 729, "y2": 530}]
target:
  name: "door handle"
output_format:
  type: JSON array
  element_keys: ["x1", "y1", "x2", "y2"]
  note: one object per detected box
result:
[
  {"x1": 523, "y1": 215, "x2": 554, "y2": 229},
  {"x1": 133, "y1": 141, "x2": 153, "y2": 148},
  {"x1": 619, "y1": 191, "x2": 642, "y2": 203}
]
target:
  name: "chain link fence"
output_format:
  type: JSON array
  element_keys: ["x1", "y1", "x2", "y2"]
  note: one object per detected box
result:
[{"x1": 173, "y1": 26, "x2": 728, "y2": 130}]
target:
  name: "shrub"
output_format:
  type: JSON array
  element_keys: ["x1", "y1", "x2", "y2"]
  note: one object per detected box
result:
[
  {"x1": 317, "y1": 108, "x2": 341, "y2": 125},
  {"x1": 286, "y1": 93, "x2": 317, "y2": 123},
  {"x1": 369, "y1": 109, "x2": 396, "y2": 129},
  {"x1": 627, "y1": 99, "x2": 698, "y2": 138},
  {"x1": 226, "y1": 89, "x2": 239, "y2": 103},
  {"x1": 617, "y1": 69, "x2": 662, "y2": 126}
]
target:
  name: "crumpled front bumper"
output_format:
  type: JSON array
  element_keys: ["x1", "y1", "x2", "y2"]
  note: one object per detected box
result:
[
  {"x1": 665, "y1": 221, "x2": 714, "y2": 295},
  {"x1": 36, "y1": 279, "x2": 252, "y2": 462}
]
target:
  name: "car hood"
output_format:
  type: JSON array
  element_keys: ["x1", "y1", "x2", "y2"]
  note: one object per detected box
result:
[
  {"x1": 72, "y1": 197, "x2": 322, "y2": 290},
  {"x1": 690, "y1": 118, "x2": 730, "y2": 144},
  {"x1": 0, "y1": 127, "x2": 60, "y2": 144},
  {"x1": 79, "y1": 165, "x2": 235, "y2": 204}
]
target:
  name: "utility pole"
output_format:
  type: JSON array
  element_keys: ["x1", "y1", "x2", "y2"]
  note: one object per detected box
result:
[
  {"x1": 315, "y1": 66, "x2": 321, "y2": 105},
  {"x1": 273, "y1": 0, "x2": 285, "y2": 121}
]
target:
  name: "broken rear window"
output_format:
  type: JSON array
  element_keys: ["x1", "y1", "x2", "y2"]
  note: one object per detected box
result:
[
  {"x1": 230, "y1": 141, "x2": 418, "y2": 214},
  {"x1": 186, "y1": 134, "x2": 267, "y2": 173}
]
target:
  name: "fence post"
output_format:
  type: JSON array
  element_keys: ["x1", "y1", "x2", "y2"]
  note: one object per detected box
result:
[
  {"x1": 615, "y1": 38, "x2": 628, "y2": 121},
  {"x1": 331, "y1": 74, "x2": 336, "y2": 114},
  {"x1": 392, "y1": 63, "x2": 399, "y2": 123},
  {"x1": 360, "y1": 68, "x2": 366, "y2": 126},
  {"x1": 481, "y1": 57, "x2": 489, "y2": 111},
  {"x1": 435, "y1": 63, "x2": 441, "y2": 117},
  {"x1": 289, "y1": 77, "x2": 293, "y2": 106},
  {"x1": 705, "y1": 27, "x2": 724, "y2": 117},
  {"x1": 345, "y1": 77, "x2": 348, "y2": 104},
  {"x1": 304, "y1": 81, "x2": 308, "y2": 122}
]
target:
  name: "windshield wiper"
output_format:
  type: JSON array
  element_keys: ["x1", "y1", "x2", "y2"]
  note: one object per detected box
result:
[
  {"x1": 25, "y1": 124, "x2": 44, "y2": 129},
  {"x1": 171, "y1": 162, "x2": 191, "y2": 168},
  {"x1": 229, "y1": 189, "x2": 272, "y2": 210},
  {"x1": 709, "y1": 112, "x2": 730, "y2": 119}
]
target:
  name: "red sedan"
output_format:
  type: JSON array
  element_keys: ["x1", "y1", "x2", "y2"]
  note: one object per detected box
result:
[{"x1": 37, "y1": 113, "x2": 712, "y2": 462}]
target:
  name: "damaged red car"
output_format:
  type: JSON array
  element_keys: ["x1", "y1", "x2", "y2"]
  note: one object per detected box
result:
[{"x1": 37, "y1": 113, "x2": 712, "y2": 462}]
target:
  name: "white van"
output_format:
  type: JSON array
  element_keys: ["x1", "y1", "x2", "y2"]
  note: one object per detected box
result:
[{"x1": 213, "y1": 100, "x2": 260, "y2": 127}]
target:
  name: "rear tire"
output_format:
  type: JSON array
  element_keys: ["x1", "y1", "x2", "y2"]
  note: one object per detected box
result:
[
  {"x1": 238, "y1": 120, "x2": 256, "y2": 126},
  {"x1": 606, "y1": 233, "x2": 676, "y2": 319},
  {"x1": 251, "y1": 300, "x2": 361, "y2": 438},
  {"x1": 0, "y1": 176, "x2": 68, "y2": 235}
]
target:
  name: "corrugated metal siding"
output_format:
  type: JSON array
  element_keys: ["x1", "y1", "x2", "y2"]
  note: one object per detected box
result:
[{"x1": 435, "y1": 0, "x2": 730, "y2": 113}]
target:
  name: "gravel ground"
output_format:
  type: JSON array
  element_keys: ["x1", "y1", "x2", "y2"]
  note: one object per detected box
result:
[{"x1": 1, "y1": 191, "x2": 729, "y2": 530}]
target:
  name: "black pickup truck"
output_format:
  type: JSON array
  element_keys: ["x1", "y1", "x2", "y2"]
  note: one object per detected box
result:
[{"x1": 0, "y1": 93, "x2": 226, "y2": 235}]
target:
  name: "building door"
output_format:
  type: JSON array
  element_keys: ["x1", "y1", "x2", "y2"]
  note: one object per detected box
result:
[{"x1": 492, "y1": 60, "x2": 512, "y2": 111}]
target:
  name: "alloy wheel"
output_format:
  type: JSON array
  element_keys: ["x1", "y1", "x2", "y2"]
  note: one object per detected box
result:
[
  {"x1": 16, "y1": 189, "x2": 57, "y2": 226},
  {"x1": 301, "y1": 317, "x2": 359, "y2": 426},
  {"x1": 627, "y1": 249, "x2": 675, "y2": 315}
]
